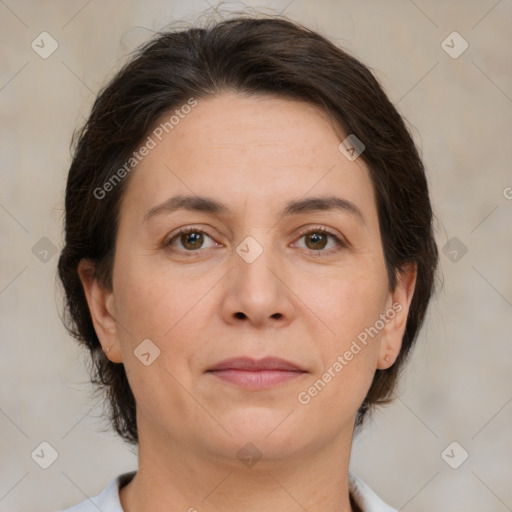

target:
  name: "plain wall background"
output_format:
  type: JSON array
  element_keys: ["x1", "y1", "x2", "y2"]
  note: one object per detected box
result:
[{"x1": 1, "y1": 1, "x2": 511, "y2": 510}]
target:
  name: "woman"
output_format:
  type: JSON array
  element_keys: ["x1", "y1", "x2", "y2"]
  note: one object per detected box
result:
[{"x1": 58, "y1": 14, "x2": 438, "y2": 512}]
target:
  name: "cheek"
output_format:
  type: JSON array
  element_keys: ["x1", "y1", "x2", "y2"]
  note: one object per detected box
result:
[
  {"x1": 304, "y1": 265, "x2": 389, "y2": 336},
  {"x1": 113, "y1": 254, "x2": 181, "y2": 334},
  {"x1": 294, "y1": 292, "x2": 381, "y2": 434},
  {"x1": 111, "y1": 262, "x2": 204, "y2": 423},
  {"x1": 300, "y1": 269, "x2": 388, "y2": 393},
  {"x1": 112, "y1": 256, "x2": 216, "y2": 369}
]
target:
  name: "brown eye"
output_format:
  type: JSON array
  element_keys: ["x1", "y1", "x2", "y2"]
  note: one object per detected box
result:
[
  {"x1": 167, "y1": 229, "x2": 217, "y2": 252},
  {"x1": 305, "y1": 232, "x2": 328, "y2": 250},
  {"x1": 180, "y1": 231, "x2": 204, "y2": 250},
  {"x1": 293, "y1": 227, "x2": 345, "y2": 254}
]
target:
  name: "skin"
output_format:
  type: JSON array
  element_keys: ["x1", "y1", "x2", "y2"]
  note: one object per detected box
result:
[{"x1": 79, "y1": 92, "x2": 416, "y2": 512}]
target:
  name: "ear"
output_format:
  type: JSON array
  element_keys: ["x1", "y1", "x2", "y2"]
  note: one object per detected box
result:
[
  {"x1": 77, "y1": 259, "x2": 123, "y2": 363},
  {"x1": 377, "y1": 262, "x2": 417, "y2": 370}
]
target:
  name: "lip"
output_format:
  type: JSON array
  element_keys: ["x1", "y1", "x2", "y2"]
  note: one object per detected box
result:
[
  {"x1": 208, "y1": 357, "x2": 305, "y2": 372},
  {"x1": 207, "y1": 357, "x2": 307, "y2": 390}
]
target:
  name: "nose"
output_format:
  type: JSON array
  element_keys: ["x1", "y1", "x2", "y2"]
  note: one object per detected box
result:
[{"x1": 220, "y1": 241, "x2": 297, "y2": 328}]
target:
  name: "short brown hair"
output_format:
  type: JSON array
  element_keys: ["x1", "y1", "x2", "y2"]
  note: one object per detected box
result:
[{"x1": 58, "y1": 15, "x2": 439, "y2": 445}]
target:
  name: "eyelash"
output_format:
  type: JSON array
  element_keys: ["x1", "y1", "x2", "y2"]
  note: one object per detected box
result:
[
  {"x1": 294, "y1": 225, "x2": 347, "y2": 255},
  {"x1": 165, "y1": 225, "x2": 346, "y2": 256}
]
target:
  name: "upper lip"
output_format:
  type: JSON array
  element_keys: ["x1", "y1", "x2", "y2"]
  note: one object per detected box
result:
[{"x1": 207, "y1": 357, "x2": 306, "y2": 372}]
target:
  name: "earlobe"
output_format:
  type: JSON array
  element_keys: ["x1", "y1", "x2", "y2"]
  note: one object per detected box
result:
[
  {"x1": 377, "y1": 263, "x2": 417, "y2": 370},
  {"x1": 77, "y1": 259, "x2": 123, "y2": 363}
]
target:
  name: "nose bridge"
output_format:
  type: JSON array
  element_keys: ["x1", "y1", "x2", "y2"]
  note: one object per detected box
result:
[
  {"x1": 234, "y1": 232, "x2": 280, "y2": 296},
  {"x1": 222, "y1": 230, "x2": 295, "y2": 325}
]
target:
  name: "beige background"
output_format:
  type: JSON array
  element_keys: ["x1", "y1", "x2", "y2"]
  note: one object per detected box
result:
[{"x1": 1, "y1": 1, "x2": 511, "y2": 510}]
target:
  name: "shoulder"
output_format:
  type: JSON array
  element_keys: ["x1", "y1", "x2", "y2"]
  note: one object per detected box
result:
[
  {"x1": 348, "y1": 472, "x2": 398, "y2": 512},
  {"x1": 58, "y1": 471, "x2": 136, "y2": 512}
]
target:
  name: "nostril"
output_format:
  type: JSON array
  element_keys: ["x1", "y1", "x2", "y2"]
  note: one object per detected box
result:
[
  {"x1": 271, "y1": 313, "x2": 283, "y2": 320},
  {"x1": 234, "y1": 312, "x2": 246, "y2": 319}
]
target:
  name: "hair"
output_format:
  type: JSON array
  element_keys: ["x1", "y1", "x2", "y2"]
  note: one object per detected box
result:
[{"x1": 58, "y1": 14, "x2": 439, "y2": 445}]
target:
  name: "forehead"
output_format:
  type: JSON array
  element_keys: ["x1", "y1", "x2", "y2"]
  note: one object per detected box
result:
[
  {"x1": 164, "y1": 92, "x2": 343, "y2": 162},
  {"x1": 120, "y1": 92, "x2": 377, "y2": 222}
]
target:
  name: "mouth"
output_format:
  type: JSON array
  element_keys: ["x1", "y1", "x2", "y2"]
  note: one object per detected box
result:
[{"x1": 206, "y1": 357, "x2": 307, "y2": 390}]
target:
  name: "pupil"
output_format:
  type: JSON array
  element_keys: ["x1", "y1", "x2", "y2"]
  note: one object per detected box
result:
[
  {"x1": 182, "y1": 232, "x2": 203, "y2": 249},
  {"x1": 307, "y1": 233, "x2": 327, "y2": 250}
]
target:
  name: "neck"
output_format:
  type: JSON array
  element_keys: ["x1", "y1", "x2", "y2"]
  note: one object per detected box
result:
[{"x1": 120, "y1": 421, "x2": 357, "y2": 512}]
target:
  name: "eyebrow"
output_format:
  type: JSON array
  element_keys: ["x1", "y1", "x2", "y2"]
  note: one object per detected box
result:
[
  {"x1": 143, "y1": 194, "x2": 365, "y2": 225},
  {"x1": 282, "y1": 196, "x2": 365, "y2": 225},
  {"x1": 144, "y1": 195, "x2": 229, "y2": 221}
]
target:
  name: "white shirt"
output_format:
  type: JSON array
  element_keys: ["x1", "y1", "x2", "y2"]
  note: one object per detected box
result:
[{"x1": 60, "y1": 471, "x2": 397, "y2": 512}]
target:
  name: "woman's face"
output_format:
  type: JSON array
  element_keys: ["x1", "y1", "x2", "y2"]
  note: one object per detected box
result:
[{"x1": 84, "y1": 92, "x2": 415, "y2": 463}]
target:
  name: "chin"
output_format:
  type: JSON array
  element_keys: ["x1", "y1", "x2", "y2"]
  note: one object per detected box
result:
[{"x1": 208, "y1": 407, "x2": 314, "y2": 462}]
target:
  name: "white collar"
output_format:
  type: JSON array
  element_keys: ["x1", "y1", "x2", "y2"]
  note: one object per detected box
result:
[{"x1": 348, "y1": 472, "x2": 398, "y2": 511}]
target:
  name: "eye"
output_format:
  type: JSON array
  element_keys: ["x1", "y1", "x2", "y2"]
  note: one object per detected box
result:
[
  {"x1": 293, "y1": 227, "x2": 345, "y2": 253},
  {"x1": 167, "y1": 228, "x2": 219, "y2": 251}
]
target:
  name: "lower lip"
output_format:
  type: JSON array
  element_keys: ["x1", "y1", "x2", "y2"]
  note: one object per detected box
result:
[{"x1": 208, "y1": 369, "x2": 305, "y2": 390}]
